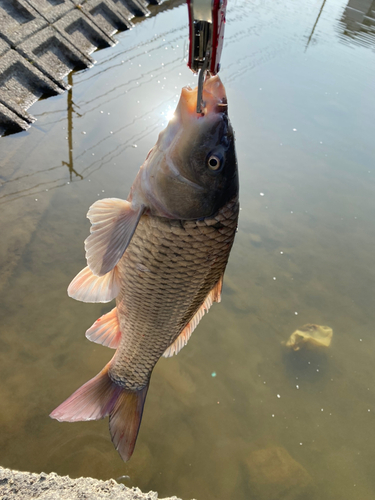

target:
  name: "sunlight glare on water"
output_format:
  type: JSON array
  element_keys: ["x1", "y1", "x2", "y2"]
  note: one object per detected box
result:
[{"x1": 0, "y1": 0, "x2": 375, "y2": 499}]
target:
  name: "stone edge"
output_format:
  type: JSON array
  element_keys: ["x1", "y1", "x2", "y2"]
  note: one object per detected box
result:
[{"x1": 0, "y1": 466, "x2": 186, "y2": 500}]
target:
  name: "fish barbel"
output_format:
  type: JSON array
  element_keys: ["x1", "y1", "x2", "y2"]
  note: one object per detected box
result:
[{"x1": 50, "y1": 75, "x2": 239, "y2": 462}]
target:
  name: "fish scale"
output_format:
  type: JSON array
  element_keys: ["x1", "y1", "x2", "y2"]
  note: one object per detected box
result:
[{"x1": 110, "y1": 198, "x2": 239, "y2": 391}]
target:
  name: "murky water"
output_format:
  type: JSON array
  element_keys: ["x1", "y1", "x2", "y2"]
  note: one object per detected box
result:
[{"x1": 1, "y1": 0, "x2": 375, "y2": 498}]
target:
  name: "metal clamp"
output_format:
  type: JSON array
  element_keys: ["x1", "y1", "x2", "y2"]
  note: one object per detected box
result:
[{"x1": 187, "y1": 0, "x2": 227, "y2": 113}]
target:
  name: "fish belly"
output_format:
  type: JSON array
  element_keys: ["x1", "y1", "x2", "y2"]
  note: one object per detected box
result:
[{"x1": 109, "y1": 197, "x2": 239, "y2": 390}]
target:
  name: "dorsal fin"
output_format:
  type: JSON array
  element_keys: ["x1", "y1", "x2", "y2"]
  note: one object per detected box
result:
[
  {"x1": 86, "y1": 307, "x2": 121, "y2": 349},
  {"x1": 163, "y1": 276, "x2": 223, "y2": 358},
  {"x1": 85, "y1": 198, "x2": 144, "y2": 276}
]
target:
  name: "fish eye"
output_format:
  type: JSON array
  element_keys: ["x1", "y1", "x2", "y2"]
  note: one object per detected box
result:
[{"x1": 207, "y1": 155, "x2": 221, "y2": 171}]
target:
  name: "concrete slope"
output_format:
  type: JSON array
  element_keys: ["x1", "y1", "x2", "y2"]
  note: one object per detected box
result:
[{"x1": 0, "y1": 467, "x2": 185, "y2": 500}]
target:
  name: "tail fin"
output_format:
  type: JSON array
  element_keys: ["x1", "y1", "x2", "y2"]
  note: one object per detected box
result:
[
  {"x1": 110, "y1": 385, "x2": 148, "y2": 462},
  {"x1": 50, "y1": 364, "x2": 149, "y2": 462}
]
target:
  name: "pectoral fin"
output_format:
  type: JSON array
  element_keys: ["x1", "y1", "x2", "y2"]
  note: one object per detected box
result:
[
  {"x1": 85, "y1": 198, "x2": 144, "y2": 276},
  {"x1": 68, "y1": 266, "x2": 120, "y2": 303},
  {"x1": 163, "y1": 276, "x2": 223, "y2": 357}
]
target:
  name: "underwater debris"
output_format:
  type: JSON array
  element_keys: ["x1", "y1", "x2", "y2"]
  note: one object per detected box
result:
[{"x1": 284, "y1": 324, "x2": 333, "y2": 351}]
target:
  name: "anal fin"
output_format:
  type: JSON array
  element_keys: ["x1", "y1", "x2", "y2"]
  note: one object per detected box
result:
[
  {"x1": 86, "y1": 307, "x2": 121, "y2": 349},
  {"x1": 163, "y1": 276, "x2": 223, "y2": 358}
]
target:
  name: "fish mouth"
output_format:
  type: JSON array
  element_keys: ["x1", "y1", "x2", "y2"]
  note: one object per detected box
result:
[{"x1": 178, "y1": 75, "x2": 228, "y2": 118}]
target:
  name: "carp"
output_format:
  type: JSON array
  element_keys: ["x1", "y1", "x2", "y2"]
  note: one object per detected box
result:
[{"x1": 50, "y1": 75, "x2": 239, "y2": 462}]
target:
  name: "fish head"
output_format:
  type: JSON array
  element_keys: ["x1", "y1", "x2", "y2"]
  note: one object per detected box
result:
[{"x1": 137, "y1": 75, "x2": 238, "y2": 220}]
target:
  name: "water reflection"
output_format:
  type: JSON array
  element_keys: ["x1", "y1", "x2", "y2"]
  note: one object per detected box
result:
[
  {"x1": 337, "y1": 0, "x2": 375, "y2": 48},
  {"x1": 0, "y1": 26, "x2": 181, "y2": 206},
  {"x1": 305, "y1": 0, "x2": 327, "y2": 50},
  {"x1": 62, "y1": 74, "x2": 83, "y2": 182}
]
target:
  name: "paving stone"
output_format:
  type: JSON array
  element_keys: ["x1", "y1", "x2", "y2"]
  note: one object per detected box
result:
[
  {"x1": 78, "y1": 0, "x2": 133, "y2": 37},
  {"x1": 113, "y1": 0, "x2": 150, "y2": 18},
  {"x1": 53, "y1": 7, "x2": 116, "y2": 57},
  {"x1": 26, "y1": 0, "x2": 75, "y2": 24},
  {"x1": 17, "y1": 25, "x2": 94, "y2": 90},
  {"x1": 0, "y1": 0, "x2": 47, "y2": 46},
  {"x1": 0, "y1": 36, "x2": 9, "y2": 56},
  {"x1": 0, "y1": 49, "x2": 63, "y2": 124},
  {"x1": 0, "y1": 102, "x2": 29, "y2": 135},
  {"x1": 103, "y1": 0, "x2": 134, "y2": 25}
]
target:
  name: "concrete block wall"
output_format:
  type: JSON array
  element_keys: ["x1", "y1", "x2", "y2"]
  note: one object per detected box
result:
[{"x1": 0, "y1": 0, "x2": 163, "y2": 136}]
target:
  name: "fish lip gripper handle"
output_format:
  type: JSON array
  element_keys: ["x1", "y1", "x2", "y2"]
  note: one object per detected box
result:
[{"x1": 187, "y1": 0, "x2": 227, "y2": 76}]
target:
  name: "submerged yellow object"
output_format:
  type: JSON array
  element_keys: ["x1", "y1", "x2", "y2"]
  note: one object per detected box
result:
[{"x1": 285, "y1": 324, "x2": 333, "y2": 351}]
